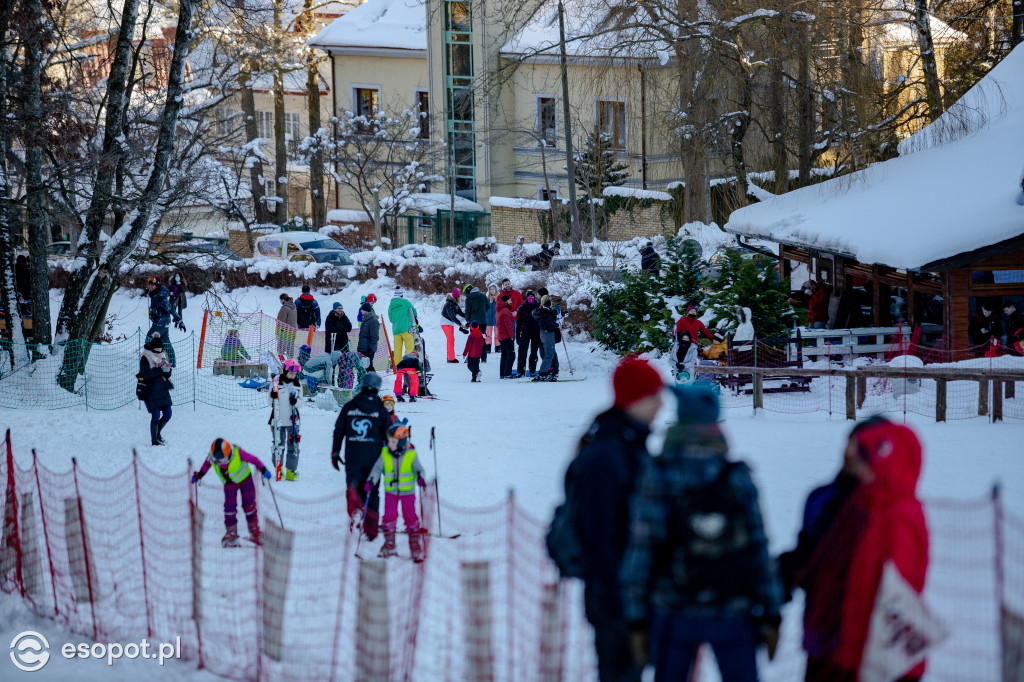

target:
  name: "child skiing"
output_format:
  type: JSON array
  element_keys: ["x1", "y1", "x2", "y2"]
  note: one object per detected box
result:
[
  {"x1": 463, "y1": 320, "x2": 485, "y2": 382},
  {"x1": 382, "y1": 394, "x2": 398, "y2": 425},
  {"x1": 675, "y1": 331, "x2": 698, "y2": 384},
  {"x1": 192, "y1": 438, "x2": 272, "y2": 547},
  {"x1": 269, "y1": 359, "x2": 302, "y2": 480},
  {"x1": 365, "y1": 423, "x2": 427, "y2": 562}
]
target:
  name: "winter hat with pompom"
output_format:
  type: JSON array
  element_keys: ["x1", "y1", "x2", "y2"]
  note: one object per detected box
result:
[
  {"x1": 146, "y1": 332, "x2": 164, "y2": 352},
  {"x1": 452, "y1": 288, "x2": 461, "y2": 299},
  {"x1": 612, "y1": 357, "x2": 663, "y2": 409},
  {"x1": 394, "y1": 287, "x2": 404, "y2": 298}
]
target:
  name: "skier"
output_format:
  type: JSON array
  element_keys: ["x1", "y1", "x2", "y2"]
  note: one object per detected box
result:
[
  {"x1": 496, "y1": 294, "x2": 516, "y2": 378},
  {"x1": 220, "y1": 329, "x2": 250, "y2": 364},
  {"x1": 394, "y1": 350, "x2": 421, "y2": 402},
  {"x1": 269, "y1": 359, "x2": 303, "y2": 481},
  {"x1": 441, "y1": 287, "x2": 468, "y2": 363},
  {"x1": 382, "y1": 394, "x2": 398, "y2": 425},
  {"x1": 509, "y1": 235, "x2": 527, "y2": 270},
  {"x1": 325, "y1": 302, "x2": 353, "y2": 354},
  {"x1": 295, "y1": 284, "x2": 322, "y2": 331},
  {"x1": 516, "y1": 290, "x2": 542, "y2": 377},
  {"x1": 674, "y1": 304, "x2": 714, "y2": 344},
  {"x1": 331, "y1": 372, "x2": 390, "y2": 540},
  {"x1": 192, "y1": 438, "x2": 272, "y2": 547},
  {"x1": 464, "y1": 285, "x2": 490, "y2": 361},
  {"x1": 675, "y1": 331, "x2": 698, "y2": 384},
  {"x1": 463, "y1": 320, "x2": 485, "y2": 382},
  {"x1": 365, "y1": 422, "x2": 427, "y2": 562},
  {"x1": 304, "y1": 350, "x2": 344, "y2": 389},
  {"x1": 138, "y1": 332, "x2": 173, "y2": 446},
  {"x1": 357, "y1": 299, "x2": 381, "y2": 373},
  {"x1": 388, "y1": 287, "x2": 419, "y2": 365},
  {"x1": 532, "y1": 295, "x2": 560, "y2": 382},
  {"x1": 145, "y1": 277, "x2": 184, "y2": 365}
]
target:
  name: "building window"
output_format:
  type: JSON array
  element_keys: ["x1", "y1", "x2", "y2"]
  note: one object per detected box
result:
[
  {"x1": 537, "y1": 97, "x2": 556, "y2": 147},
  {"x1": 285, "y1": 112, "x2": 300, "y2": 142},
  {"x1": 353, "y1": 87, "x2": 379, "y2": 134},
  {"x1": 216, "y1": 106, "x2": 233, "y2": 137},
  {"x1": 256, "y1": 110, "x2": 273, "y2": 140},
  {"x1": 264, "y1": 178, "x2": 276, "y2": 199},
  {"x1": 539, "y1": 187, "x2": 559, "y2": 201},
  {"x1": 414, "y1": 91, "x2": 429, "y2": 139},
  {"x1": 597, "y1": 100, "x2": 626, "y2": 150},
  {"x1": 444, "y1": 0, "x2": 476, "y2": 200}
]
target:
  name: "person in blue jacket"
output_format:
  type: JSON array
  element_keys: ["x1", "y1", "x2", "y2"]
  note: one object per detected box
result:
[{"x1": 146, "y1": 277, "x2": 184, "y2": 366}]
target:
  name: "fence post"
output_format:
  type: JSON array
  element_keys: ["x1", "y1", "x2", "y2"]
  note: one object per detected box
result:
[
  {"x1": 306, "y1": 325, "x2": 316, "y2": 349},
  {"x1": 131, "y1": 451, "x2": 153, "y2": 639},
  {"x1": 196, "y1": 310, "x2": 209, "y2": 369},
  {"x1": 1007, "y1": 381, "x2": 1016, "y2": 400},
  {"x1": 845, "y1": 372, "x2": 856, "y2": 420},
  {"x1": 856, "y1": 376, "x2": 867, "y2": 410},
  {"x1": 32, "y1": 450, "x2": 58, "y2": 617},
  {"x1": 979, "y1": 378, "x2": 989, "y2": 417},
  {"x1": 3, "y1": 430, "x2": 24, "y2": 597},
  {"x1": 994, "y1": 485, "x2": 1005, "y2": 616},
  {"x1": 936, "y1": 378, "x2": 947, "y2": 423},
  {"x1": 993, "y1": 379, "x2": 1003, "y2": 423},
  {"x1": 507, "y1": 489, "x2": 516, "y2": 682},
  {"x1": 70, "y1": 457, "x2": 99, "y2": 641},
  {"x1": 752, "y1": 342, "x2": 761, "y2": 413}
]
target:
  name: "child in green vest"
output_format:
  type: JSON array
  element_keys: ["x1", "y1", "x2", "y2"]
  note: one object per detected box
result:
[
  {"x1": 193, "y1": 438, "x2": 272, "y2": 547},
  {"x1": 365, "y1": 422, "x2": 427, "y2": 562}
]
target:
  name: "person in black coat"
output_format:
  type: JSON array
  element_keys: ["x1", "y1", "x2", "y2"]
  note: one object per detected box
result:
[
  {"x1": 464, "y1": 285, "x2": 490, "y2": 362},
  {"x1": 357, "y1": 302, "x2": 380, "y2": 372},
  {"x1": 561, "y1": 358, "x2": 663, "y2": 682},
  {"x1": 516, "y1": 290, "x2": 542, "y2": 376},
  {"x1": 138, "y1": 332, "x2": 174, "y2": 446},
  {"x1": 14, "y1": 255, "x2": 31, "y2": 314},
  {"x1": 331, "y1": 373, "x2": 390, "y2": 539},
  {"x1": 969, "y1": 300, "x2": 1002, "y2": 348},
  {"x1": 640, "y1": 241, "x2": 661, "y2": 276},
  {"x1": 325, "y1": 302, "x2": 353, "y2": 354},
  {"x1": 532, "y1": 296, "x2": 561, "y2": 381},
  {"x1": 1003, "y1": 302, "x2": 1024, "y2": 353}
]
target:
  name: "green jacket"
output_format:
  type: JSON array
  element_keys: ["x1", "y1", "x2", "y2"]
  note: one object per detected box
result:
[{"x1": 388, "y1": 298, "x2": 418, "y2": 334}]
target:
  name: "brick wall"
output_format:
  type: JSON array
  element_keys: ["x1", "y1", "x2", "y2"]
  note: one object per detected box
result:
[{"x1": 490, "y1": 202, "x2": 674, "y2": 245}]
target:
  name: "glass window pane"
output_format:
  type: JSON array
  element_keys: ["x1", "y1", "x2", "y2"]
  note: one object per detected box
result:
[{"x1": 445, "y1": 1, "x2": 470, "y2": 31}]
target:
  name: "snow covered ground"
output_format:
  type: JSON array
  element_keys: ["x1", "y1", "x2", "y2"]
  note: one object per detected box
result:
[{"x1": 4, "y1": 280, "x2": 1024, "y2": 680}]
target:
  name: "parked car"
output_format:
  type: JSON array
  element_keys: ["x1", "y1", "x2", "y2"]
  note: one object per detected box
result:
[
  {"x1": 47, "y1": 241, "x2": 73, "y2": 258},
  {"x1": 158, "y1": 241, "x2": 242, "y2": 263},
  {"x1": 254, "y1": 231, "x2": 344, "y2": 259},
  {"x1": 289, "y1": 248, "x2": 355, "y2": 265}
]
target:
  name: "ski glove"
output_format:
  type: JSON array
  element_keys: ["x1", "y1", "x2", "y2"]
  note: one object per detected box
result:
[
  {"x1": 176, "y1": 320, "x2": 186, "y2": 332},
  {"x1": 417, "y1": 325, "x2": 423, "y2": 333},
  {"x1": 289, "y1": 393, "x2": 298, "y2": 406},
  {"x1": 331, "y1": 451, "x2": 343, "y2": 470},
  {"x1": 261, "y1": 467, "x2": 272, "y2": 481},
  {"x1": 417, "y1": 477, "x2": 426, "y2": 489},
  {"x1": 364, "y1": 481, "x2": 372, "y2": 494},
  {"x1": 191, "y1": 474, "x2": 200, "y2": 485}
]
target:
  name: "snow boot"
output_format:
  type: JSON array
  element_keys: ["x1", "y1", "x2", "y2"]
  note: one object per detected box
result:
[
  {"x1": 248, "y1": 520, "x2": 262, "y2": 546},
  {"x1": 448, "y1": 358, "x2": 460, "y2": 364},
  {"x1": 509, "y1": 372, "x2": 520, "y2": 379},
  {"x1": 285, "y1": 469, "x2": 298, "y2": 481},
  {"x1": 409, "y1": 530, "x2": 425, "y2": 563},
  {"x1": 378, "y1": 531, "x2": 398, "y2": 558},
  {"x1": 396, "y1": 395, "x2": 405, "y2": 403},
  {"x1": 531, "y1": 373, "x2": 545, "y2": 383},
  {"x1": 222, "y1": 526, "x2": 240, "y2": 548},
  {"x1": 409, "y1": 395, "x2": 417, "y2": 403}
]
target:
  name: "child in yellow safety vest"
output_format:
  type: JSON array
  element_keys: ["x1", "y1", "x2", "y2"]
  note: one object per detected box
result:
[
  {"x1": 193, "y1": 438, "x2": 272, "y2": 547},
  {"x1": 365, "y1": 422, "x2": 426, "y2": 562}
]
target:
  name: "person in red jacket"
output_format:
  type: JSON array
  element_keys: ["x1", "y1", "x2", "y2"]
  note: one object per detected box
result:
[
  {"x1": 797, "y1": 421, "x2": 929, "y2": 682},
  {"x1": 807, "y1": 281, "x2": 831, "y2": 329},
  {"x1": 500, "y1": 278, "x2": 524, "y2": 319},
  {"x1": 463, "y1": 321, "x2": 485, "y2": 382},
  {"x1": 495, "y1": 294, "x2": 517, "y2": 378},
  {"x1": 674, "y1": 305, "x2": 714, "y2": 344}
]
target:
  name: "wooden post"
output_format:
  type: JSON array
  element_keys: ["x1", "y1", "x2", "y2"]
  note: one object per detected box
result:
[
  {"x1": 856, "y1": 375, "x2": 867, "y2": 409},
  {"x1": 1007, "y1": 381, "x2": 1016, "y2": 399},
  {"x1": 979, "y1": 378, "x2": 989, "y2": 416},
  {"x1": 753, "y1": 371, "x2": 764, "y2": 410},
  {"x1": 871, "y1": 265, "x2": 882, "y2": 327},
  {"x1": 993, "y1": 379, "x2": 1003, "y2": 422},
  {"x1": 936, "y1": 378, "x2": 947, "y2": 422},
  {"x1": 796, "y1": 327, "x2": 804, "y2": 368},
  {"x1": 845, "y1": 374, "x2": 856, "y2": 420},
  {"x1": 306, "y1": 325, "x2": 315, "y2": 349}
]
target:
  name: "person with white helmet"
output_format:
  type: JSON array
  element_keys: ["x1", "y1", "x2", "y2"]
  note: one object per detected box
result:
[
  {"x1": 192, "y1": 438, "x2": 271, "y2": 547},
  {"x1": 269, "y1": 359, "x2": 303, "y2": 481}
]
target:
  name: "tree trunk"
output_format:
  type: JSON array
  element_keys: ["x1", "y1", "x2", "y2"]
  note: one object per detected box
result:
[
  {"x1": 0, "y1": 0, "x2": 25, "y2": 359},
  {"x1": 731, "y1": 76, "x2": 752, "y2": 207},
  {"x1": 306, "y1": 57, "x2": 325, "y2": 228},
  {"x1": 913, "y1": 0, "x2": 944, "y2": 122},
  {"x1": 1014, "y1": 0, "x2": 1023, "y2": 47},
  {"x1": 769, "y1": 58, "x2": 788, "y2": 194},
  {"x1": 55, "y1": 0, "x2": 199, "y2": 390},
  {"x1": 796, "y1": 24, "x2": 815, "y2": 188},
  {"x1": 239, "y1": 63, "x2": 270, "y2": 225},
  {"x1": 557, "y1": 1, "x2": 581, "y2": 251},
  {"x1": 22, "y1": 0, "x2": 52, "y2": 345},
  {"x1": 272, "y1": 0, "x2": 288, "y2": 224},
  {"x1": 679, "y1": 41, "x2": 713, "y2": 223}
]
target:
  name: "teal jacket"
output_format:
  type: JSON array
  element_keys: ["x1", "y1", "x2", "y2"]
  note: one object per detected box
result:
[{"x1": 388, "y1": 298, "x2": 418, "y2": 334}]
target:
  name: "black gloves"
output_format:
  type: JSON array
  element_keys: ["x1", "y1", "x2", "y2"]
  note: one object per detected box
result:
[{"x1": 176, "y1": 320, "x2": 186, "y2": 332}]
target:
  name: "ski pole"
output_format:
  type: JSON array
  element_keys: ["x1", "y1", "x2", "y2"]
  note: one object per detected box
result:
[
  {"x1": 560, "y1": 334, "x2": 575, "y2": 375},
  {"x1": 354, "y1": 487, "x2": 371, "y2": 559},
  {"x1": 430, "y1": 427, "x2": 442, "y2": 537},
  {"x1": 266, "y1": 479, "x2": 285, "y2": 529}
]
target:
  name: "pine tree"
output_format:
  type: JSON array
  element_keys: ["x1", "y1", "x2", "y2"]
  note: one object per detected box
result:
[
  {"x1": 591, "y1": 269, "x2": 673, "y2": 354},
  {"x1": 705, "y1": 251, "x2": 794, "y2": 340},
  {"x1": 659, "y1": 236, "x2": 704, "y2": 316},
  {"x1": 574, "y1": 130, "x2": 630, "y2": 199}
]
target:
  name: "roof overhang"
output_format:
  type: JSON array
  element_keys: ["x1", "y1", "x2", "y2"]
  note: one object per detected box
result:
[{"x1": 315, "y1": 46, "x2": 427, "y2": 59}]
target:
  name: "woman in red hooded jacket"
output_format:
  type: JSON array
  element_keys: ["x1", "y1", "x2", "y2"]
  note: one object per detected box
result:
[{"x1": 798, "y1": 421, "x2": 929, "y2": 682}]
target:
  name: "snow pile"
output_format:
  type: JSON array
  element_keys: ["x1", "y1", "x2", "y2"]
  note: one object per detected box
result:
[
  {"x1": 380, "y1": 192, "x2": 484, "y2": 216},
  {"x1": 725, "y1": 45, "x2": 1024, "y2": 270},
  {"x1": 602, "y1": 186, "x2": 673, "y2": 201},
  {"x1": 489, "y1": 196, "x2": 564, "y2": 210},
  {"x1": 325, "y1": 208, "x2": 370, "y2": 224}
]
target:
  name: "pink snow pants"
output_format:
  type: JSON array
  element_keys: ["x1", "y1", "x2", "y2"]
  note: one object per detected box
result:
[
  {"x1": 394, "y1": 368, "x2": 419, "y2": 396},
  {"x1": 442, "y1": 325, "x2": 456, "y2": 361},
  {"x1": 382, "y1": 492, "x2": 420, "y2": 534}
]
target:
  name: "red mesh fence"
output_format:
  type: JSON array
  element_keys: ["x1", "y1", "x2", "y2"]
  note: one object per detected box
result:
[
  {"x1": 2, "y1": 430, "x2": 1021, "y2": 681},
  {"x1": 708, "y1": 339, "x2": 1024, "y2": 421}
]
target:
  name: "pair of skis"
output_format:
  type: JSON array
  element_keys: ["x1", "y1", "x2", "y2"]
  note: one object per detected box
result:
[{"x1": 272, "y1": 404, "x2": 300, "y2": 482}]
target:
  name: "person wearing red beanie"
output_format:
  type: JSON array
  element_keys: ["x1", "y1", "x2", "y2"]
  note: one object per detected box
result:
[{"x1": 554, "y1": 356, "x2": 664, "y2": 682}]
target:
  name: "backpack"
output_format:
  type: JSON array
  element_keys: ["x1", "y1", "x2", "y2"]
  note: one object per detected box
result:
[
  {"x1": 135, "y1": 372, "x2": 149, "y2": 401},
  {"x1": 668, "y1": 461, "x2": 758, "y2": 607},
  {"x1": 546, "y1": 456, "x2": 586, "y2": 578},
  {"x1": 296, "y1": 299, "x2": 316, "y2": 329}
]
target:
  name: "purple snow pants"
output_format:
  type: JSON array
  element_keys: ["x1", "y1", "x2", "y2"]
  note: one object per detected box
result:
[{"x1": 224, "y1": 475, "x2": 258, "y2": 529}]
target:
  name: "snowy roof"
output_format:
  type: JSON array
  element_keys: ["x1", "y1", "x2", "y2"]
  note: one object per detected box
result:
[
  {"x1": 383, "y1": 193, "x2": 485, "y2": 215},
  {"x1": 603, "y1": 186, "x2": 672, "y2": 201},
  {"x1": 326, "y1": 208, "x2": 372, "y2": 223},
  {"x1": 248, "y1": 70, "x2": 330, "y2": 95},
  {"x1": 871, "y1": 0, "x2": 967, "y2": 47},
  {"x1": 308, "y1": 0, "x2": 427, "y2": 53},
  {"x1": 725, "y1": 46, "x2": 1024, "y2": 271},
  {"x1": 501, "y1": 0, "x2": 660, "y2": 61}
]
